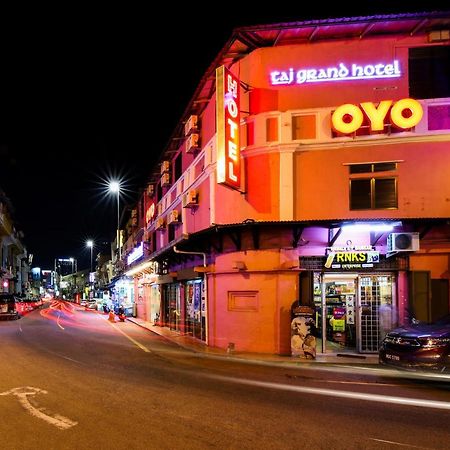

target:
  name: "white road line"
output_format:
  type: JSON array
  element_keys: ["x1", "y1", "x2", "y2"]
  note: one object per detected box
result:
[
  {"x1": 107, "y1": 320, "x2": 151, "y2": 353},
  {"x1": 206, "y1": 374, "x2": 450, "y2": 411},
  {"x1": 369, "y1": 438, "x2": 433, "y2": 449}
]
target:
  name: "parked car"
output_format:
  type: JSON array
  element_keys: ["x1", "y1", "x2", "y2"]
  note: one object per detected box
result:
[
  {"x1": 379, "y1": 314, "x2": 450, "y2": 372},
  {"x1": 0, "y1": 293, "x2": 20, "y2": 320}
]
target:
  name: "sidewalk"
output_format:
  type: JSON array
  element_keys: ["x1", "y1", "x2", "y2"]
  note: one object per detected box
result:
[{"x1": 126, "y1": 317, "x2": 380, "y2": 367}]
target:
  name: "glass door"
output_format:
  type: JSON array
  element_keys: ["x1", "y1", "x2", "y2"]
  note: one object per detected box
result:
[
  {"x1": 358, "y1": 274, "x2": 394, "y2": 352},
  {"x1": 314, "y1": 273, "x2": 357, "y2": 354}
]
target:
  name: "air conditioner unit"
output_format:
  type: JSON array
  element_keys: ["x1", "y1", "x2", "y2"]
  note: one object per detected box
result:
[
  {"x1": 147, "y1": 184, "x2": 154, "y2": 196},
  {"x1": 184, "y1": 114, "x2": 198, "y2": 136},
  {"x1": 387, "y1": 232, "x2": 420, "y2": 252},
  {"x1": 160, "y1": 160, "x2": 170, "y2": 174},
  {"x1": 182, "y1": 190, "x2": 198, "y2": 208},
  {"x1": 167, "y1": 209, "x2": 180, "y2": 225},
  {"x1": 161, "y1": 172, "x2": 171, "y2": 187},
  {"x1": 185, "y1": 133, "x2": 200, "y2": 153},
  {"x1": 156, "y1": 217, "x2": 165, "y2": 230}
]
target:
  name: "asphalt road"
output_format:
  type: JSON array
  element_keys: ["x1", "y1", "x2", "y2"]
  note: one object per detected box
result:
[{"x1": 0, "y1": 300, "x2": 449, "y2": 450}]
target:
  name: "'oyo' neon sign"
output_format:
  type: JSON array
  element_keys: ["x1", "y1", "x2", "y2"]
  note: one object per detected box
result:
[{"x1": 331, "y1": 98, "x2": 423, "y2": 134}]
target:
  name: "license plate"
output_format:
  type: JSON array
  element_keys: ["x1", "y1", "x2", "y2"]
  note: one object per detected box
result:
[{"x1": 385, "y1": 353, "x2": 400, "y2": 361}]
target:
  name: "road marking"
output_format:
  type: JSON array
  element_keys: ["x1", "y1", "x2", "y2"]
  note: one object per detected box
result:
[
  {"x1": 106, "y1": 320, "x2": 151, "y2": 353},
  {"x1": 206, "y1": 374, "x2": 450, "y2": 411},
  {"x1": 323, "y1": 380, "x2": 398, "y2": 387},
  {"x1": 57, "y1": 312, "x2": 65, "y2": 330},
  {"x1": 369, "y1": 438, "x2": 432, "y2": 449},
  {"x1": 0, "y1": 387, "x2": 77, "y2": 430}
]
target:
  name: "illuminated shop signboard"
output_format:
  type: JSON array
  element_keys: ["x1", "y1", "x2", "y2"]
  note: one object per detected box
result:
[
  {"x1": 270, "y1": 60, "x2": 401, "y2": 85},
  {"x1": 332, "y1": 98, "x2": 423, "y2": 134},
  {"x1": 324, "y1": 245, "x2": 379, "y2": 270},
  {"x1": 216, "y1": 65, "x2": 241, "y2": 190},
  {"x1": 145, "y1": 202, "x2": 155, "y2": 225},
  {"x1": 127, "y1": 242, "x2": 143, "y2": 265}
]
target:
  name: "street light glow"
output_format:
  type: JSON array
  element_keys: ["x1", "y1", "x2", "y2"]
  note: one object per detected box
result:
[{"x1": 109, "y1": 181, "x2": 120, "y2": 193}]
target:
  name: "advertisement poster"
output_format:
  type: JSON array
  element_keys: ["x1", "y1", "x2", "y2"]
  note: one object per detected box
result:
[{"x1": 290, "y1": 304, "x2": 317, "y2": 359}]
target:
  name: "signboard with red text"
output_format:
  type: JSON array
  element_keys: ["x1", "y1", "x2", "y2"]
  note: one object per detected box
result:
[
  {"x1": 216, "y1": 66, "x2": 241, "y2": 190},
  {"x1": 146, "y1": 202, "x2": 155, "y2": 225}
]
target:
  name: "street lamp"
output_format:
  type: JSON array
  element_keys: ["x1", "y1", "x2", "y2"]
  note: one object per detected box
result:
[
  {"x1": 86, "y1": 240, "x2": 94, "y2": 274},
  {"x1": 109, "y1": 180, "x2": 121, "y2": 259}
]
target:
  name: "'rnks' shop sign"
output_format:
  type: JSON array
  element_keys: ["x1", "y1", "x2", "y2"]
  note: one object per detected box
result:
[{"x1": 324, "y1": 245, "x2": 379, "y2": 270}]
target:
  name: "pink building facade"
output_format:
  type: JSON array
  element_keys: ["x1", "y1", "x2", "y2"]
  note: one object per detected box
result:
[{"x1": 124, "y1": 12, "x2": 450, "y2": 356}]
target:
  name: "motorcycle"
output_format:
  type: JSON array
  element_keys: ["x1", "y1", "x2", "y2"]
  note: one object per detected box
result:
[{"x1": 117, "y1": 308, "x2": 126, "y2": 322}]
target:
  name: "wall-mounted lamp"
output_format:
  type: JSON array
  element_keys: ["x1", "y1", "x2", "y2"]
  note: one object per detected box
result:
[{"x1": 232, "y1": 261, "x2": 247, "y2": 270}]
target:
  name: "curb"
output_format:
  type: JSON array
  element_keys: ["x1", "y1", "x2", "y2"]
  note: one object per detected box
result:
[{"x1": 126, "y1": 317, "x2": 380, "y2": 368}]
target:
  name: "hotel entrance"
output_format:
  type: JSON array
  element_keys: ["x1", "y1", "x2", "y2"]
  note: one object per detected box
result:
[{"x1": 313, "y1": 273, "x2": 395, "y2": 353}]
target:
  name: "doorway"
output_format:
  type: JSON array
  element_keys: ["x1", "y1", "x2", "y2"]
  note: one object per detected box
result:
[{"x1": 314, "y1": 273, "x2": 395, "y2": 354}]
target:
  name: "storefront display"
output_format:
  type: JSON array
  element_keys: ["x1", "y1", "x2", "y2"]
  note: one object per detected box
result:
[{"x1": 313, "y1": 272, "x2": 395, "y2": 353}]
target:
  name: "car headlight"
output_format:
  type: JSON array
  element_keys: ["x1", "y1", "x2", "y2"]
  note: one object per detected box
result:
[{"x1": 420, "y1": 337, "x2": 450, "y2": 348}]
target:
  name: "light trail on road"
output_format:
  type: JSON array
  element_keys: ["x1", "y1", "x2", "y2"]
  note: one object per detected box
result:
[{"x1": 205, "y1": 373, "x2": 450, "y2": 411}]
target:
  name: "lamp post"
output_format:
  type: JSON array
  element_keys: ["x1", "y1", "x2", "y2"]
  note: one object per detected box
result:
[
  {"x1": 109, "y1": 180, "x2": 121, "y2": 259},
  {"x1": 86, "y1": 240, "x2": 94, "y2": 274}
]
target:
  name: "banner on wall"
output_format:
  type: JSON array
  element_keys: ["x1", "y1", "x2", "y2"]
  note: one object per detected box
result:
[{"x1": 216, "y1": 65, "x2": 241, "y2": 190}]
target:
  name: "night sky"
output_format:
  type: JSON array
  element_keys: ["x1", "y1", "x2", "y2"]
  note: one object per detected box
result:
[{"x1": 0, "y1": 4, "x2": 447, "y2": 270}]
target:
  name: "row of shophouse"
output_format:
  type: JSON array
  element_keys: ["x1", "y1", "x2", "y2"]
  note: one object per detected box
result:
[
  {"x1": 102, "y1": 11, "x2": 450, "y2": 356},
  {"x1": 0, "y1": 189, "x2": 31, "y2": 296}
]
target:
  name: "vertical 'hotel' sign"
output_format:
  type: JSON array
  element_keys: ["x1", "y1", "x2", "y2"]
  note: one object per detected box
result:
[{"x1": 216, "y1": 65, "x2": 240, "y2": 190}]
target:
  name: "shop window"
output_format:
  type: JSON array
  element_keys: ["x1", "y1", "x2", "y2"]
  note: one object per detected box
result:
[
  {"x1": 292, "y1": 114, "x2": 316, "y2": 140},
  {"x1": 151, "y1": 231, "x2": 157, "y2": 253},
  {"x1": 246, "y1": 121, "x2": 255, "y2": 146},
  {"x1": 174, "y1": 153, "x2": 182, "y2": 183},
  {"x1": 156, "y1": 183, "x2": 162, "y2": 203},
  {"x1": 266, "y1": 117, "x2": 279, "y2": 142},
  {"x1": 168, "y1": 223, "x2": 175, "y2": 242},
  {"x1": 194, "y1": 156, "x2": 205, "y2": 178},
  {"x1": 409, "y1": 46, "x2": 450, "y2": 99},
  {"x1": 428, "y1": 104, "x2": 450, "y2": 131},
  {"x1": 350, "y1": 177, "x2": 397, "y2": 210},
  {"x1": 349, "y1": 162, "x2": 397, "y2": 174}
]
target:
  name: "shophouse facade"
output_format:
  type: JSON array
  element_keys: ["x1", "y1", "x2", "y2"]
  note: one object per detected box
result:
[
  {"x1": 0, "y1": 189, "x2": 30, "y2": 296},
  {"x1": 124, "y1": 12, "x2": 450, "y2": 356}
]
